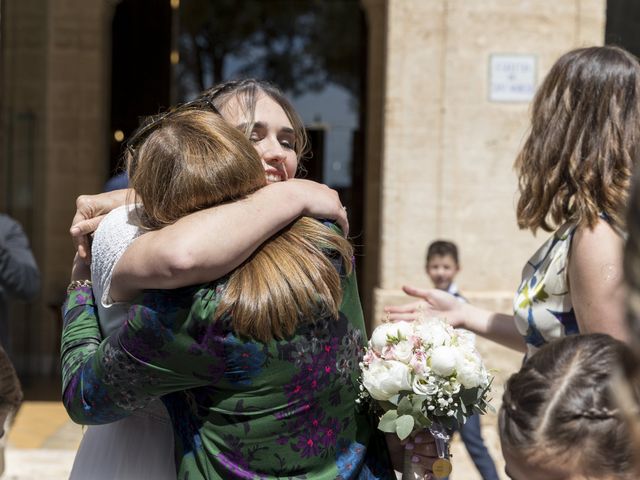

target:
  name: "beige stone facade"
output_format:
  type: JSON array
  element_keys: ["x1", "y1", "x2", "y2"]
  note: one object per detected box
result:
[
  {"x1": 357, "y1": 7, "x2": 607, "y2": 476},
  {"x1": 363, "y1": 0, "x2": 606, "y2": 323}
]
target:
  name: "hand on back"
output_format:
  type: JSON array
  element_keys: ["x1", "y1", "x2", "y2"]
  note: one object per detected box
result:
[
  {"x1": 286, "y1": 179, "x2": 349, "y2": 236},
  {"x1": 70, "y1": 189, "x2": 133, "y2": 263}
]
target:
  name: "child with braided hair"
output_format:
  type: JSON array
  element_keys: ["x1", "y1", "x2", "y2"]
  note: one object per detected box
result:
[{"x1": 499, "y1": 334, "x2": 640, "y2": 480}]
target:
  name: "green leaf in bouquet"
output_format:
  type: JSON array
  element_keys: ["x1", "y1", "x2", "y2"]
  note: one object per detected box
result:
[
  {"x1": 397, "y1": 396, "x2": 413, "y2": 416},
  {"x1": 388, "y1": 334, "x2": 401, "y2": 344},
  {"x1": 379, "y1": 399, "x2": 397, "y2": 411},
  {"x1": 483, "y1": 400, "x2": 496, "y2": 414},
  {"x1": 395, "y1": 414, "x2": 415, "y2": 440},
  {"x1": 459, "y1": 401, "x2": 467, "y2": 415},
  {"x1": 411, "y1": 395, "x2": 428, "y2": 413},
  {"x1": 414, "y1": 411, "x2": 432, "y2": 429},
  {"x1": 478, "y1": 378, "x2": 494, "y2": 400},
  {"x1": 378, "y1": 410, "x2": 399, "y2": 433}
]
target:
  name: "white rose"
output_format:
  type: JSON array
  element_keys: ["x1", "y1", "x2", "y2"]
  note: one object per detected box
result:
[
  {"x1": 415, "y1": 320, "x2": 452, "y2": 347},
  {"x1": 395, "y1": 321, "x2": 414, "y2": 339},
  {"x1": 430, "y1": 346, "x2": 457, "y2": 377},
  {"x1": 455, "y1": 351, "x2": 485, "y2": 389},
  {"x1": 424, "y1": 382, "x2": 439, "y2": 395},
  {"x1": 412, "y1": 376, "x2": 431, "y2": 396},
  {"x1": 370, "y1": 321, "x2": 413, "y2": 354},
  {"x1": 362, "y1": 358, "x2": 412, "y2": 401},
  {"x1": 370, "y1": 323, "x2": 396, "y2": 354},
  {"x1": 394, "y1": 340, "x2": 413, "y2": 364},
  {"x1": 455, "y1": 328, "x2": 476, "y2": 347}
]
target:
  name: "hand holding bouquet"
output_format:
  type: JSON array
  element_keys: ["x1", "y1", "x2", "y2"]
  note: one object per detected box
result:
[{"x1": 359, "y1": 317, "x2": 493, "y2": 479}]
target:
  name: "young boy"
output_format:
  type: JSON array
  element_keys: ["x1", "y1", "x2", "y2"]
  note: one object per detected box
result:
[{"x1": 425, "y1": 240, "x2": 499, "y2": 480}]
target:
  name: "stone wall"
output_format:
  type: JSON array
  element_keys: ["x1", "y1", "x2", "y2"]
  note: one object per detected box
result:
[
  {"x1": 1, "y1": 0, "x2": 111, "y2": 374},
  {"x1": 370, "y1": 0, "x2": 606, "y2": 323}
]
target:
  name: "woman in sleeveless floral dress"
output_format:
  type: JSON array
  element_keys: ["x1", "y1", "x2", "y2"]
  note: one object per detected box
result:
[{"x1": 387, "y1": 46, "x2": 638, "y2": 356}]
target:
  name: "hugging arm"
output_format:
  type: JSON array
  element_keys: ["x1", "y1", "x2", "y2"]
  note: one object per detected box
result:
[
  {"x1": 61, "y1": 285, "x2": 212, "y2": 424},
  {"x1": 71, "y1": 189, "x2": 134, "y2": 262},
  {"x1": 72, "y1": 180, "x2": 348, "y2": 303}
]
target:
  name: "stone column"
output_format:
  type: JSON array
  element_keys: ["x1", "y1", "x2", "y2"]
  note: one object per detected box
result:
[{"x1": 360, "y1": 0, "x2": 387, "y2": 329}]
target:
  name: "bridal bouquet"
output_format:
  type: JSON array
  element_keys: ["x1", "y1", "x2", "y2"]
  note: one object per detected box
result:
[{"x1": 359, "y1": 317, "x2": 493, "y2": 479}]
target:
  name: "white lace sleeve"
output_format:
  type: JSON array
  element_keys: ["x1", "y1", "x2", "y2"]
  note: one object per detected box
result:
[{"x1": 91, "y1": 205, "x2": 144, "y2": 308}]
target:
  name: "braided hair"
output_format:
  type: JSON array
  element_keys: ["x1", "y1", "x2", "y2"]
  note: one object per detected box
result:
[{"x1": 499, "y1": 334, "x2": 640, "y2": 478}]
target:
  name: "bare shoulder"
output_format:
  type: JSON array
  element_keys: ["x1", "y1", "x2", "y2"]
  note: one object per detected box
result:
[
  {"x1": 569, "y1": 218, "x2": 627, "y2": 340},
  {"x1": 572, "y1": 219, "x2": 623, "y2": 260},
  {"x1": 569, "y1": 218, "x2": 623, "y2": 282}
]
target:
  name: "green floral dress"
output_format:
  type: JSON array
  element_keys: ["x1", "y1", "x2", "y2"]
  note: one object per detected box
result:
[{"x1": 61, "y1": 270, "x2": 393, "y2": 479}]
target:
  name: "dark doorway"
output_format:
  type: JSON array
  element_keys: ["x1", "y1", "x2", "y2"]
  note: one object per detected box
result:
[
  {"x1": 606, "y1": 0, "x2": 640, "y2": 57},
  {"x1": 109, "y1": 0, "x2": 173, "y2": 184},
  {"x1": 177, "y1": 0, "x2": 368, "y2": 268},
  {"x1": 109, "y1": 0, "x2": 368, "y2": 287}
]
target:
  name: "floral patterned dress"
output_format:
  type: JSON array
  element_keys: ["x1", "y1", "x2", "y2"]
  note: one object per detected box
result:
[
  {"x1": 513, "y1": 222, "x2": 580, "y2": 357},
  {"x1": 61, "y1": 269, "x2": 393, "y2": 479}
]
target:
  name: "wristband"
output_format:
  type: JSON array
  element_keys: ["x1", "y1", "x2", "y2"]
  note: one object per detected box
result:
[{"x1": 67, "y1": 279, "x2": 92, "y2": 294}]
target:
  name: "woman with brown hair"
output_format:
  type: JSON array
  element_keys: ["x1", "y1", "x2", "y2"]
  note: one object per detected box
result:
[
  {"x1": 61, "y1": 107, "x2": 397, "y2": 478},
  {"x1": 387, "y1": 46, "x2": 637, "y2": 356},
  {"x1": 66, "y1": 80, "x2": 352, "y2": 479}
]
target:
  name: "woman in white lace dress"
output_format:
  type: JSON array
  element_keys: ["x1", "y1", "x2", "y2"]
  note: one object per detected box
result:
[{"x1": 68, "y1": 80, "x2": 349, "y2": 479}]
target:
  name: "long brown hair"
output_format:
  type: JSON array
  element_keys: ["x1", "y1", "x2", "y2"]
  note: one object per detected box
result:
[
  {"x1": 515, "y1": 46, "x2": 640, "y2": 233},
  {"x1": 499, "y1": 334, "x2": 640, "y2": 478},
  {"x1": 128, "y1": 109, "x2": 353, "y2": 342}
]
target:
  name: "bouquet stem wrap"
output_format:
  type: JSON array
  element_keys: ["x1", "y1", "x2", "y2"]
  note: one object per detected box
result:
[{"x1": 401, "y1": 424, "x2": 451, "y2": 480}]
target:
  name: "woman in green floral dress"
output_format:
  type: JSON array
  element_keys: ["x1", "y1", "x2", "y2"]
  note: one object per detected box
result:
[{"x1": 62, "y1": 107, "x2": 395, "y2": 479}]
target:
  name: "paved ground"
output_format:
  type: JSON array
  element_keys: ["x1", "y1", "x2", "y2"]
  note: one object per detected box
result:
[
  {"x1": 5, "y1": 401, "x2": 82, "y2": 479},
  {"x1": 4, "y1": 337, "x2": 519, "y2": 479}
]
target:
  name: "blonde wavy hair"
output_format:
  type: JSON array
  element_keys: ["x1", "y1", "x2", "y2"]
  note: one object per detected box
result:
[
  {"x1": 515, "y1": 46, "x2": 640, "y2": 233},
  {"x1": 127, "y1": 109, "x2": 353, "y2": 342}
]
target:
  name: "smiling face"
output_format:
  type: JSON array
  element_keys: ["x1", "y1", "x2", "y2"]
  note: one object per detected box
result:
[
  {"x1": 221, "y1": 92, "x2": 298, "y2": 183},
  {"x1": 426, "y1": 254, "x2": 459, "y2": 291}
]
